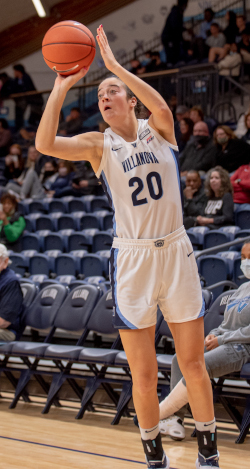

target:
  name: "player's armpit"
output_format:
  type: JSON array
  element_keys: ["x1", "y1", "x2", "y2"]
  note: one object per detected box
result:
[{"x1": 148, "y1": 113, "x2": 177, "y2": 146}]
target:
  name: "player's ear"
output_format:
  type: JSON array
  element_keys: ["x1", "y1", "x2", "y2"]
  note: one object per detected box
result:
[{"x1": 130, "y1": 96, "x2": 137, "y2": 108}]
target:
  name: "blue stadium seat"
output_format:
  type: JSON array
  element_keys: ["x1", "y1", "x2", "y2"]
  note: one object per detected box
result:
[
  {"x1": 35, "y1": 215, "x2": 55, "y2": 232},
  {"x1": 18, "y1": 201, "x2": 27, "y2": 216},
  {"x1": 50, "y1": 212, "x2": 64, "y2": 230},
  {"x1": 21, "y1": 249, "x2": 38, "y2": 259},
  {"x1": 69, "y1": 249, "x2": 88, "y2": 260},
  {"x1": 187, "y1": 227, "x2": 209, "y2": 247},
  {"x1": 44, "y1": 250, "x2": 62, "y2": 271},
  {"x1": 203, "y1": 290, "x2": 237, "y2": 336},
  {"x1": 48, "y1": 200, "x2": 67, "y2": 213},
  {"x1": 80, "y1": 254, "x2": 105, "y2": 277},
  {"x1": 25, "y1": 213, "x2": 41, "y2": 231},
  {"x1": 84, "y1": 276, "x2": 108, "y2": 293},
  {"x1": 29, "y1": 253, "x2": 52, "y2": 276},
  {"x1": 20, "y1": 283, "x2": 38, "y2": 308},
  {"x1": 92, "y1": 231, "x2": 113, "y2": 252},
  {"x1": 22, "y1": 233, "x2": 43, "y2": 252},
  {"x1": 198, "y1": 255, "x2": 230, "y2": 298},
  {"x1": 235, "y1": 205, "x2": 250, "y2": 229},
  {"x1": 29, "y1": 200, "x2": 48, "y2": 214},
  {"x1": 29, "y1": 274, "x2": 49, "y2": 286},
  {"x1": 43, "y1": 232, "x2": 65, "y2": 252},
  {"x1": 20, "y1": 198, "x2": 33, "y2": 215},
  {"x1": 68, "y1": 280, "x2": 88, "y2": 290},
  {"x1": 56, "y1": 275, "x2": 77, "y2": 285},
  {"x1": 217, "y1": 251, "x2": 241, "y2": 278},
  {"x1": 58, "y1": 229, "x2": 75, "y2": 251},
  {"x1": 23, "y1": 217, "x2": 33, "y2": 232},
  {"x1": 9, "y1": 253, "x2": 29, "y2": 276},
  {"x1": 56, "y1": 214, "x2": 77, "y2": 231},
  {"x1": 233, "y1": 257, "x2": 248, "y2": 286},
  {"x1": 94, "y1": 210, "x2": 113, "y2": 230},
  {"x1": 55, "y1": 254, "x2": 80, "y2": 276},
  {"x1": 73, "y1": 213, "x2": 99, "y2": 230},
  {"x1": 96, "y1": 250, "x2": 110, "y2": 276},
  {"x1": 68, "y1": 230, "x2": 98, "y2": 252},
  {"x1": 68, "y1": 198, "x2": 86, "y2": 213},
  {"x1": 203, "y1": 230, "x2": 231, "y2": 250},
  {"x1": 219, "y1": 226, "x2": 241, "y2": 240},
  {"x1": 82, "y1": 195, "x2": 109, "y2": 212}
]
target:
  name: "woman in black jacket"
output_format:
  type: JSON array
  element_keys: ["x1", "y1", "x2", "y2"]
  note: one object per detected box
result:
[
  {"x1": 196, "y1": 165, "x2": 234, "y2": 229},
  {"x1": 214, "y1": 125, "x2": 250, "y2": 172}
]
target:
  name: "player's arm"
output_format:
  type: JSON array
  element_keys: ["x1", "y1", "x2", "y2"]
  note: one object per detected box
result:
[
  {"x1": 35, "y1": 68, "x2": 103, "y2": 167},
  {"x1": 97, "y1": 25, "x2": 176, "y2": 145}
]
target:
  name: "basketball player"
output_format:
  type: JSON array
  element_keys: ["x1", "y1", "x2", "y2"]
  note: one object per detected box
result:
[{"x1": 36, "y1": 25, "x2": 220, "y2": 469}]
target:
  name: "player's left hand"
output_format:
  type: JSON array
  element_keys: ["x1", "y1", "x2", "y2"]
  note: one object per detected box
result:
[
  {"x1": 96, "y1": 25, "x2": 118, "y2": 72},
  {"x1": 205, "y1": 336, "x2": 219, "y2": 351}
]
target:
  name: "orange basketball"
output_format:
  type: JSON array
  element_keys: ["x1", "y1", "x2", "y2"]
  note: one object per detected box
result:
[{"x1": 42, "y1": 20, "x2": 96, "y2": 76}]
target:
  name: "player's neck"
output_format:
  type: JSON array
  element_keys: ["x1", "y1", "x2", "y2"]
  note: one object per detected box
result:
[{"x1": 110, "y1": 114, "x2": 138, "y2": 142}]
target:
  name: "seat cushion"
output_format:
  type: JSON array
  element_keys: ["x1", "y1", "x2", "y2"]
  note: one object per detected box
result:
[
  {"x1": 11, "y1": 342, "x2": 49, "y2": 357},
  {"x1": 44, "y1": 345, "x2": 83, "y2": 360},
  {"x1": 157, "y1": 354, "x2": 173, "y2": 370},
  {"x1": 240, "y1": 362, "x2": 250, "y2": 379},
  {"x1": 0, "y1": 341, "x2": 16, "y2": 354},
  {"x1": 78, "y1": 347, "x2": 119, "y2": 365},
  {"x1": 114, "y1": 351, "x2": 128, "y2": 366}
]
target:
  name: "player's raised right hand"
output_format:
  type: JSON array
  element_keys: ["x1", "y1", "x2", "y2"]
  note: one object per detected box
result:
[{"x1": 54, "y1": 67, "x2": 89, "y2": 92}]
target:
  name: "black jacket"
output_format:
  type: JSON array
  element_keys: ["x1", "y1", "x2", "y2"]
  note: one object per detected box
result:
[
  {"x1": 203, "y1": 192, "x2": 234, "y2": 229},
  {"x1": 180, "y1": 138, "x2": 217, "y2": 172},
  {"x1": 216, "y1": 139, "x2": 250, "y2": 173}
]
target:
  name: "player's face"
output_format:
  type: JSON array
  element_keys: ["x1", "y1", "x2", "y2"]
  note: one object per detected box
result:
[
  {"x1": 97, "y1": 79, "x2": 132, "y2": 124},
  {"x1": 209, "y1": 171, "x2": 221, "y2": 192}
]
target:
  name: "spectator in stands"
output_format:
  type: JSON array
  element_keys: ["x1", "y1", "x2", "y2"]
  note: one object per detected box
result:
[
  {"x1": 50, "y1": 161, "x2": 99, "y2": 198},
  {"x1": 58, "y1": 107, "x2": 82, "y2": 135},
  {"x1": 0, "y1": 193, "x2": 25, "y2": 252},
  {"x1": 179, "y1": 122, "x2": 216, "y2": 176},
  {"x1": 189, "y1": 106, "x2": 204, "y2": 125},
  {"x1": 0, "y1": 244, "x2": 24, "y2": 341},
  {"x1": 235, "y1": 15, "x2": 250, "y2": 43},
  {"x1": 208, "y1": 11, "x2": 239, "y2": 64},
  {"x1": 177, "y1": 117, "x2": 194, "y2": 152},
  {"x1": 198, "y1": 8, "x2": 215, "y2": 41},
  {"x1": 214, "y1": 125, "x2": 250, "y2": 172},
  {"x1": 174, "y1": 105, "x2": 190, "y2": 144},
  {"x1": 231, "y1": 162, "x2": 250, "y2": 207},
  {"x1": 4, "y1": 144, "x2": 24, "y2": 182},
  {"x1": 235, "y1": 104, "x2": 250, "y2": 138},
  {"x1": 241, "y1": 113, "x2": 250, "y2": 144},
  {"x1": 238, "y1": 33, "x2": 250, "y2": 65},
  {"x1": 158, "y1": 240, "x2": 250, "y2": 440},
  {"x1": 0, "y1": 118, "x2": 12, "y2": 158},
  {"x1": 206, "y1": 23, "x2": 226, "y2": 50},
  {"x1": 189, "y1": 8, "x2": 215, "y2": 61},
  {"x1": 183, "y1": 170, "x2": 207, "y2": 229},
  {"x1": 2, "y1": 145, "x2": 46, "y2": 199},
  {"x1": 145, "y1": 51, "x2": 166, "y2": 73},
  {"x1": 217, "y1": 43, "x2": 242, "y2": 77},
  {"x1": 161, "y1": 0, "x2": 188, "y2": 65},
  {"x1": 46, "y1": 161, "x2": 76, "y2": 197},
  {"x1": 195, "y1": 165, "x2": 234, "y2": 229},
  {"x1": 12, "y1": 64, "x2": 43, "y2": 131},
  {"x1": 40, "y1": 160, "x2": 58, "y2": 191},
  {"x1": 130, "y1": 58, "x2": 143, "y2": 75}
]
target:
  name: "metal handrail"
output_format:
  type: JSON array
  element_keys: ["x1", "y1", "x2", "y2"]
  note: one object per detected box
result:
[{"x1": 195, "y1": 236, "x2": 250, "y2": 259}]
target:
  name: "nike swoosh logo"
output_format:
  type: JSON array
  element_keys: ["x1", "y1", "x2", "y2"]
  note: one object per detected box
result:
[
  {"x1": 203, "y1": 423, "x2": 214, "y2": 427},
  {"x1": 187, "y1": 251, "x2": 194, "y2": 257},
  {"x1": 112, "y1": 147, "x2": 123, "y2": 151},
  {"x1": 145, "y1": 425, "x2": 159, "y2": 433}
]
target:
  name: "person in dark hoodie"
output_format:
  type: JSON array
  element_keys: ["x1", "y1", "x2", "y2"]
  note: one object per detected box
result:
[
  {"x1": 161, "y1": 0, "x2": 188, "y2": 65},
  {"x1": 183, "y1": 170, "x2": 207, "y2": 229},
  {"x1": 0, "y1": 193, "x2": 26, "y2": 252},
  {"x1": 0, "y1": 243, "x2": 23, "y2": 341},
  {"x1": 179, "y1": 122, "x2": 216, "y2": 176},
  {"x1": 214, "y1": 125, "x2": 250, "y2": 173}
]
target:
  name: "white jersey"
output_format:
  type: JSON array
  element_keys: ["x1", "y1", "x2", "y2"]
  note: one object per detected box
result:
[{"x1": 96, "y1": 119, "x2": 183, "y2": 239}]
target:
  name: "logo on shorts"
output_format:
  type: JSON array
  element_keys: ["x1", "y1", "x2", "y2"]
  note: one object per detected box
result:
[{"x1": 154, "y1": 240, "x2": 164, "y2": 247}]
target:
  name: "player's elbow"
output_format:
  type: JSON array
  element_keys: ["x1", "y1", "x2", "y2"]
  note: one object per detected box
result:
[
  {"x1": 157, "y1": 105, "x2": 174, "y2": 123},
  {"x1": 35, "y1": 137, "x2": 52, "y2": 155}
]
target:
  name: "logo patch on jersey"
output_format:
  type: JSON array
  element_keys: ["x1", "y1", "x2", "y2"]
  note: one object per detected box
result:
[
  {"x1": 147, "y1": 135, "x2": 154, "y2": 144},
  {"x1": 154, "y1": 240, "x2": 164, "y2": 248},
  {"x1": 131, "y1": 143, "x2": 137, "y2": 148},
  {"x1": 112, "y1": 146, "x2": 123, "y2": 151},
  {"x1": 139, "y1": 128, "x2": 150, "y2": 140}
]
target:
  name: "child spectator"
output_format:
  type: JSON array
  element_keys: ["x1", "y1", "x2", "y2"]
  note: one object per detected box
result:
[{"x1": 0, "y1": 193, "x2": 25, "y2": 252}]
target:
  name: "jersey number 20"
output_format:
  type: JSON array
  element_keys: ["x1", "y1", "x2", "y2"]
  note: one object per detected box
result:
[{"x1": 129, "y1": 171, "x2": 163, "y2": 206}]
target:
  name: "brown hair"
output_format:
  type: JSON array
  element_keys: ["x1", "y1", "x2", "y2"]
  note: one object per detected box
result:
[
  {"x1": 8, "y1": 144, "x2": 24, "y2": 171},
  {"x1": 100, "y1": 75, "x2": 144, "y2": 117},
  {"x1": 213, "y1": 125, "x2": 236, "y2": 144},
  {"x1": 205, "y1": 165, "x2": 233, "y2": 198},
  {"x1": 180, "y1": 117, "x2": 194, "y2": 142},
  {"x1": 190, "y1": 106, "x2": 204, "y2": 120},
  {"x1": 1, "y1": 193, "x2": 18, "y2": 211},
  {"x1": 244, "y1": 112, "x2": 250, "y2": 128},
  {"x1": 58, "y1": 160, "x2": 76, "y2": 174}
]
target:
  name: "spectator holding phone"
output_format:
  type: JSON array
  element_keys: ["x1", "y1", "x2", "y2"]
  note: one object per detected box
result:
[{"x1": 4, "y1": 144, "x2": 24, "y2": 182}]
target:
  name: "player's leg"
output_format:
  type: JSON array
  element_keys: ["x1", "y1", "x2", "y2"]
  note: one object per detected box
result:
[
  {"x1": 120, "y1": 327, "x2": 169, "y2": 469},
  {"x1": 169, "y1": 318, "x2": 219, "y2": 468}
]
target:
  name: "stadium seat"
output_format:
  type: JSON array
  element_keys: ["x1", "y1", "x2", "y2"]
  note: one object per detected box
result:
[
  {"x1": 217, "y1": 251, "x2": 241, "y2": 278},
  {"x1": 74, "y1": 213, "x2": 99, "y2": 230},
  {"x1": 233, "y1": 257, "x2": 248, "y2": 286},
  {"x1": 29, "y1": 200, "x2": 48, "y2": 214},
  {"x1": 68, "y1": 230, "x2": 98, "y2": 252},
  {"x1": 235, "y1": 205, "x2": 250, "y2": 230},
  {"x1": 29, "y1": 274, "x2": 49, "y2": 286},
  {"x1": 9, "y1": 253, "x2": 29, "y2": 277},
  {"x1": 80, "y1": 254, "x2": 105, "y2": 277},
  {"x1": 43, "y1": 232, "x2": 66, "y2": 252},
  {"x1": 55, "y1": 254, "x2": 80, "y2": 276},
  {"x1": 22, "y1": 233, "x2": 43, "y2": 253},
  {"x1": 50, "y1": 212, "x2": 64, "y2": 230},
  {"x1": 198, "y1": 255, "x2": 230, "y2": 298},
  {"x1": 219, "y1": 226, "x2": 241, "y2": 240},
  {"x1": 94, "y1": 210, "x2": 112, "y2": 230},
  {"x1": 23, "y1": 217, "x2": 33, "y2": 232},
  {"x1": 48, "y1": 200, "x2": 67, "y2": 214},
  {"x1": 35, "y1": 215, "x2": 55, "y2": 232},
  {"x1": 96, "y1": 250, "x2": 110, "y2": 276},
  {"x1": 203, "y1": 230, "x2": 231, "y2": 250},
  {"x1": 20, "y1": 282, "x2": 38, "y2": 308},
  {"x1": 56, "y1": 214, "x2": 77, "y2": 231},
  {"x1": 55, "y1": 275, "x2": 76, "y2": 285},
  {"x1": 44, "y1": 250, "x2": 62, "y2": 271},
  {"x1": 68, "y1": 198, "x2": 86, "y2": 213},
  {"x1": 25, "y1": 213, "x2": 41, "y2": 231},
  {"x1": 92, "y1": 231, "x2": 113, "y2": 252},
  {"x1": 82, "y1": 195, "x2": 109, "y2": 212},
  {"x1": 186, "y1": 227, "x2": 209, "y2": 248},
  {"x1": 29, "y1": 253, "x2": 52, "y2": 276}
]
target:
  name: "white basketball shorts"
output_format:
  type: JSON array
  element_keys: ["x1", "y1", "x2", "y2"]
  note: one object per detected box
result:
[{"x1": 110, "y1": 225, "x2": 204, "y2": 329}]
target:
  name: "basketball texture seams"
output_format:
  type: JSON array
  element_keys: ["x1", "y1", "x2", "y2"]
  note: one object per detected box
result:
[{"x1": 42, "y1": 20, "x2": 96, "y2": 75}]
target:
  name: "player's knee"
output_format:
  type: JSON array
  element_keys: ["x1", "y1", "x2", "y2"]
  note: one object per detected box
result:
[
  {"x1": 181, "y1": 358, "x2": 206, "y2": 382},
  {"x1": 134, "y1": 369, "x2": 158, "y2": 396}
]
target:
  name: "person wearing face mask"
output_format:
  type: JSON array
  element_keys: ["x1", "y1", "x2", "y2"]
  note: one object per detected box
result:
[
  {"x1": 0, "y1": 243, "x2": 24, "y2": 342},
  {"x1": 179, "y1": 122, "x2": 216, "y2": 176},
  {"x1": 196, "y1": 165, "x2": 234, "y2": 229},
  {"x1": 0, "y1": 193, "x2": 25, "y2": 252},
  {"x1": 214, "y1": 125, "x2": 250, "y2": 173},
  {"x1": 46, "y1": 161, "x2": 75, "y2": 198},
  {"x1": 40, "y1": 160, "x2": 58, "y2": 191},
  {"x1": 156, "y1": 240, "x2": 250, "y2": 442}
]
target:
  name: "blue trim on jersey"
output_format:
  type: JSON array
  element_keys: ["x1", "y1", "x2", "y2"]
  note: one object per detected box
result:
[
  {"x1": 99, "y1": 170, "x2": 117, "y2": 236},
  {"x1": 169, "y1": 148, "x2": 184, "y2": 210},
  {"x1": 112, "y1": 248, "x2": 137, "y2": 330},
  {"x1": 198, "y1": 296, "x2": 206, "y2": 318}
]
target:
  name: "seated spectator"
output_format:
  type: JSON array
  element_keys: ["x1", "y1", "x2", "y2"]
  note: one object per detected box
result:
[
  {"x1": 196, "y1": 165, "x2": 234, "y2": 229},
  {"x1": 46, "y1": 161, "x2": 76, "y2": 197},
  {"x1": 206, "y1": 23, "x2": 226, "y2": 50},
  {"x1": 0, "y1": 193, "x2": 25, "y2": 252},
  {"x1": 4, "y1": 144, "x2": 24, "y2": 182},
  {"x1": 214, "y1": 125, "x2": 250, "y2": 172},
  {"x1": 208, "y1": 11, "x2": 238, "y2": 63},
  {"x1": 235, "y1": 104, "x2": 250, "y2": 138},
  {"x1": 217, "y1": 43, "x2": 242, "y2": 77},
  {"x1": 130, "y1": 58, "x2": 143, "y2": 75},
  {"x1": 58, "y1": 107, "x2": 82, "y2": 135},
  {"x1": 238, "y1": 33, "x2": 250, "y2": 64},
  {"x1": 51, "y1": 161, "x2": 99, "y2": 198},
  {"x1": 0, "y1": 118, "x2": 12, "y2": 158},
  {"x1": 241, "y1": 113, "x2": 250, "y2": 144},
  {"x1": 158, "y1": 241, "x2": 250, "y2": 439},
  {"x1": 235, "y1": 15, "x2": 250, "y2": 43},
  {"x1": 2, "y1": 145, "x2": 46, "y2": 199},
  {"x1": 189, "y1": 8, "x2": 215, "y2": 61},
  {"x1": 231, "y1": 162, "x2": 250, "y2": 206},
  {"x1": 183, "y1": 170, "x2": 207, "y2": 229},
  {"x1": 189, "y1": 105, "x2": 204, "y2": 125},
  {"x1": 0, "y1": 244, "x2": 24, "y2": 341},
  {"x1": 40, "y1": 160, "x2": 58, "y2": 191},
  {"x1": 174, "y1": 105, "x2": 190, "y2": 145},
  {"x1": 179, "y1": 122, "x2": 216, "y2": 176},
  {"x1": 198, "y1": 8, "x2": 215, "y2": 41},
  {"x1": 177, "y1": 117, "x2": 194, "y2": 152},
  {"x1": 145, "y1": 51, "x2": 166, "y2": 73}
]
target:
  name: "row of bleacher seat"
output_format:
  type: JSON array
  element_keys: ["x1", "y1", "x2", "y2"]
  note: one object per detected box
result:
[
  {"x1": 187, "y1": 226, "x2": 250, "y2": 250},
  {"x1": 19, "y1": 195, "x2": 110, "y2": 215},
  {"x1": 0, "y1": 284, "x2": 249, "y2": 443},
  {"x1": 24, "y1": 211, "x2": 113, "y2": 232}
]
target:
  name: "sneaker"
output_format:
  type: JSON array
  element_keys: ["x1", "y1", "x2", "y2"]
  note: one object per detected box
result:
[
  {"x1": 159, "y1": 416, "x2": 185, "y2": 441},
  {"x1": 195, "y1": 451, "x2": 220, "y2": 468},
  {"x1": 145, "y1": 451, "x2": 170, "y2": 469}
]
